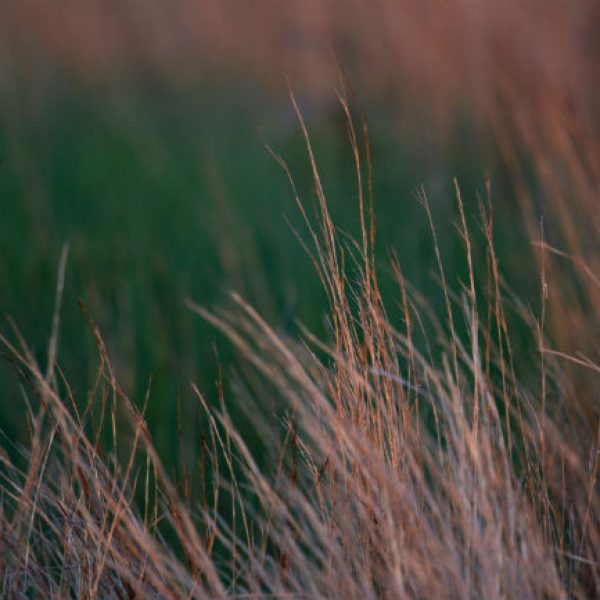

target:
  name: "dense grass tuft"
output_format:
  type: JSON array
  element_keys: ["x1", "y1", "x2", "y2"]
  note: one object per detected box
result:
[{"x1": 2, "y1": 99, "x2": 599, "y2": 598}]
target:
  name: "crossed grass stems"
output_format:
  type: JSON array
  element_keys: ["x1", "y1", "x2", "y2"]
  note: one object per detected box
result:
[{"x1": 1, "y1": 95, "x2": 600, "y2": 599}]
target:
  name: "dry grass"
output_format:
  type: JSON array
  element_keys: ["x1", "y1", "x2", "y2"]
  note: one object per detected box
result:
[
  {"x1": 2, "y1": 4, "x2": 600, "y2": 596},
  {"x1": 1, "y1": 92, "x2": 600, "y2": 598}
]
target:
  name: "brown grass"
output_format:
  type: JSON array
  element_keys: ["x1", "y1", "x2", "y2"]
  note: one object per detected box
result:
[
  {"x1": 1, "y1": 91, "x2": 600, "y2": 598},
  {"x1": 2, "y1": 4, "x2": 600, "y2": 596}
]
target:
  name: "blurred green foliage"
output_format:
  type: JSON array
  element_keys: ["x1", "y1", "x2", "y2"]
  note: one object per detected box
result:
[{"x1": 0, "y1": 78, "x2": 534, "y2": 470}]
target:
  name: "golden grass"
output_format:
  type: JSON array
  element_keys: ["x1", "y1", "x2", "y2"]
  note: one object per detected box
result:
[
  {"x1": 1, "y1": 92, "x2": 600, "y2": 597},
  {"x1": 2, "y1": 4, "x2": 600, "y2": 595}
]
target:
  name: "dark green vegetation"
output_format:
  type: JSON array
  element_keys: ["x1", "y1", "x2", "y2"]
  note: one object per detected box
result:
[{"x1": 0, "y1": 78, "x2": 532, "y2": 467}]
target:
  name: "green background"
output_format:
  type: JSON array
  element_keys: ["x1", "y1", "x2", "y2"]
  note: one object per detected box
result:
[{"x1": 0, "y1": 75, "x2": 534, "y2": 469}]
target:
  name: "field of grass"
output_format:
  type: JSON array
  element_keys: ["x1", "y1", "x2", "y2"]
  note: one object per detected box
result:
[
  {"x1": 2, "y1": 2, "x2": 600, "y2": 598},
  {"x1": 1, "y1": 80, "x2": 533, "y2": 461}
]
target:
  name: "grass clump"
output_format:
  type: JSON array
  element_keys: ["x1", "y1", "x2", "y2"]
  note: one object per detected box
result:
[{"x1": 1, "y1": 100, "x2": 599, "y2": 599}]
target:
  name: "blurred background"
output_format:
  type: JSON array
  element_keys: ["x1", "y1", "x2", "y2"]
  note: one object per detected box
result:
[{"x1": 1, "y1": 1, "x2": 599, "y2": 463}]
